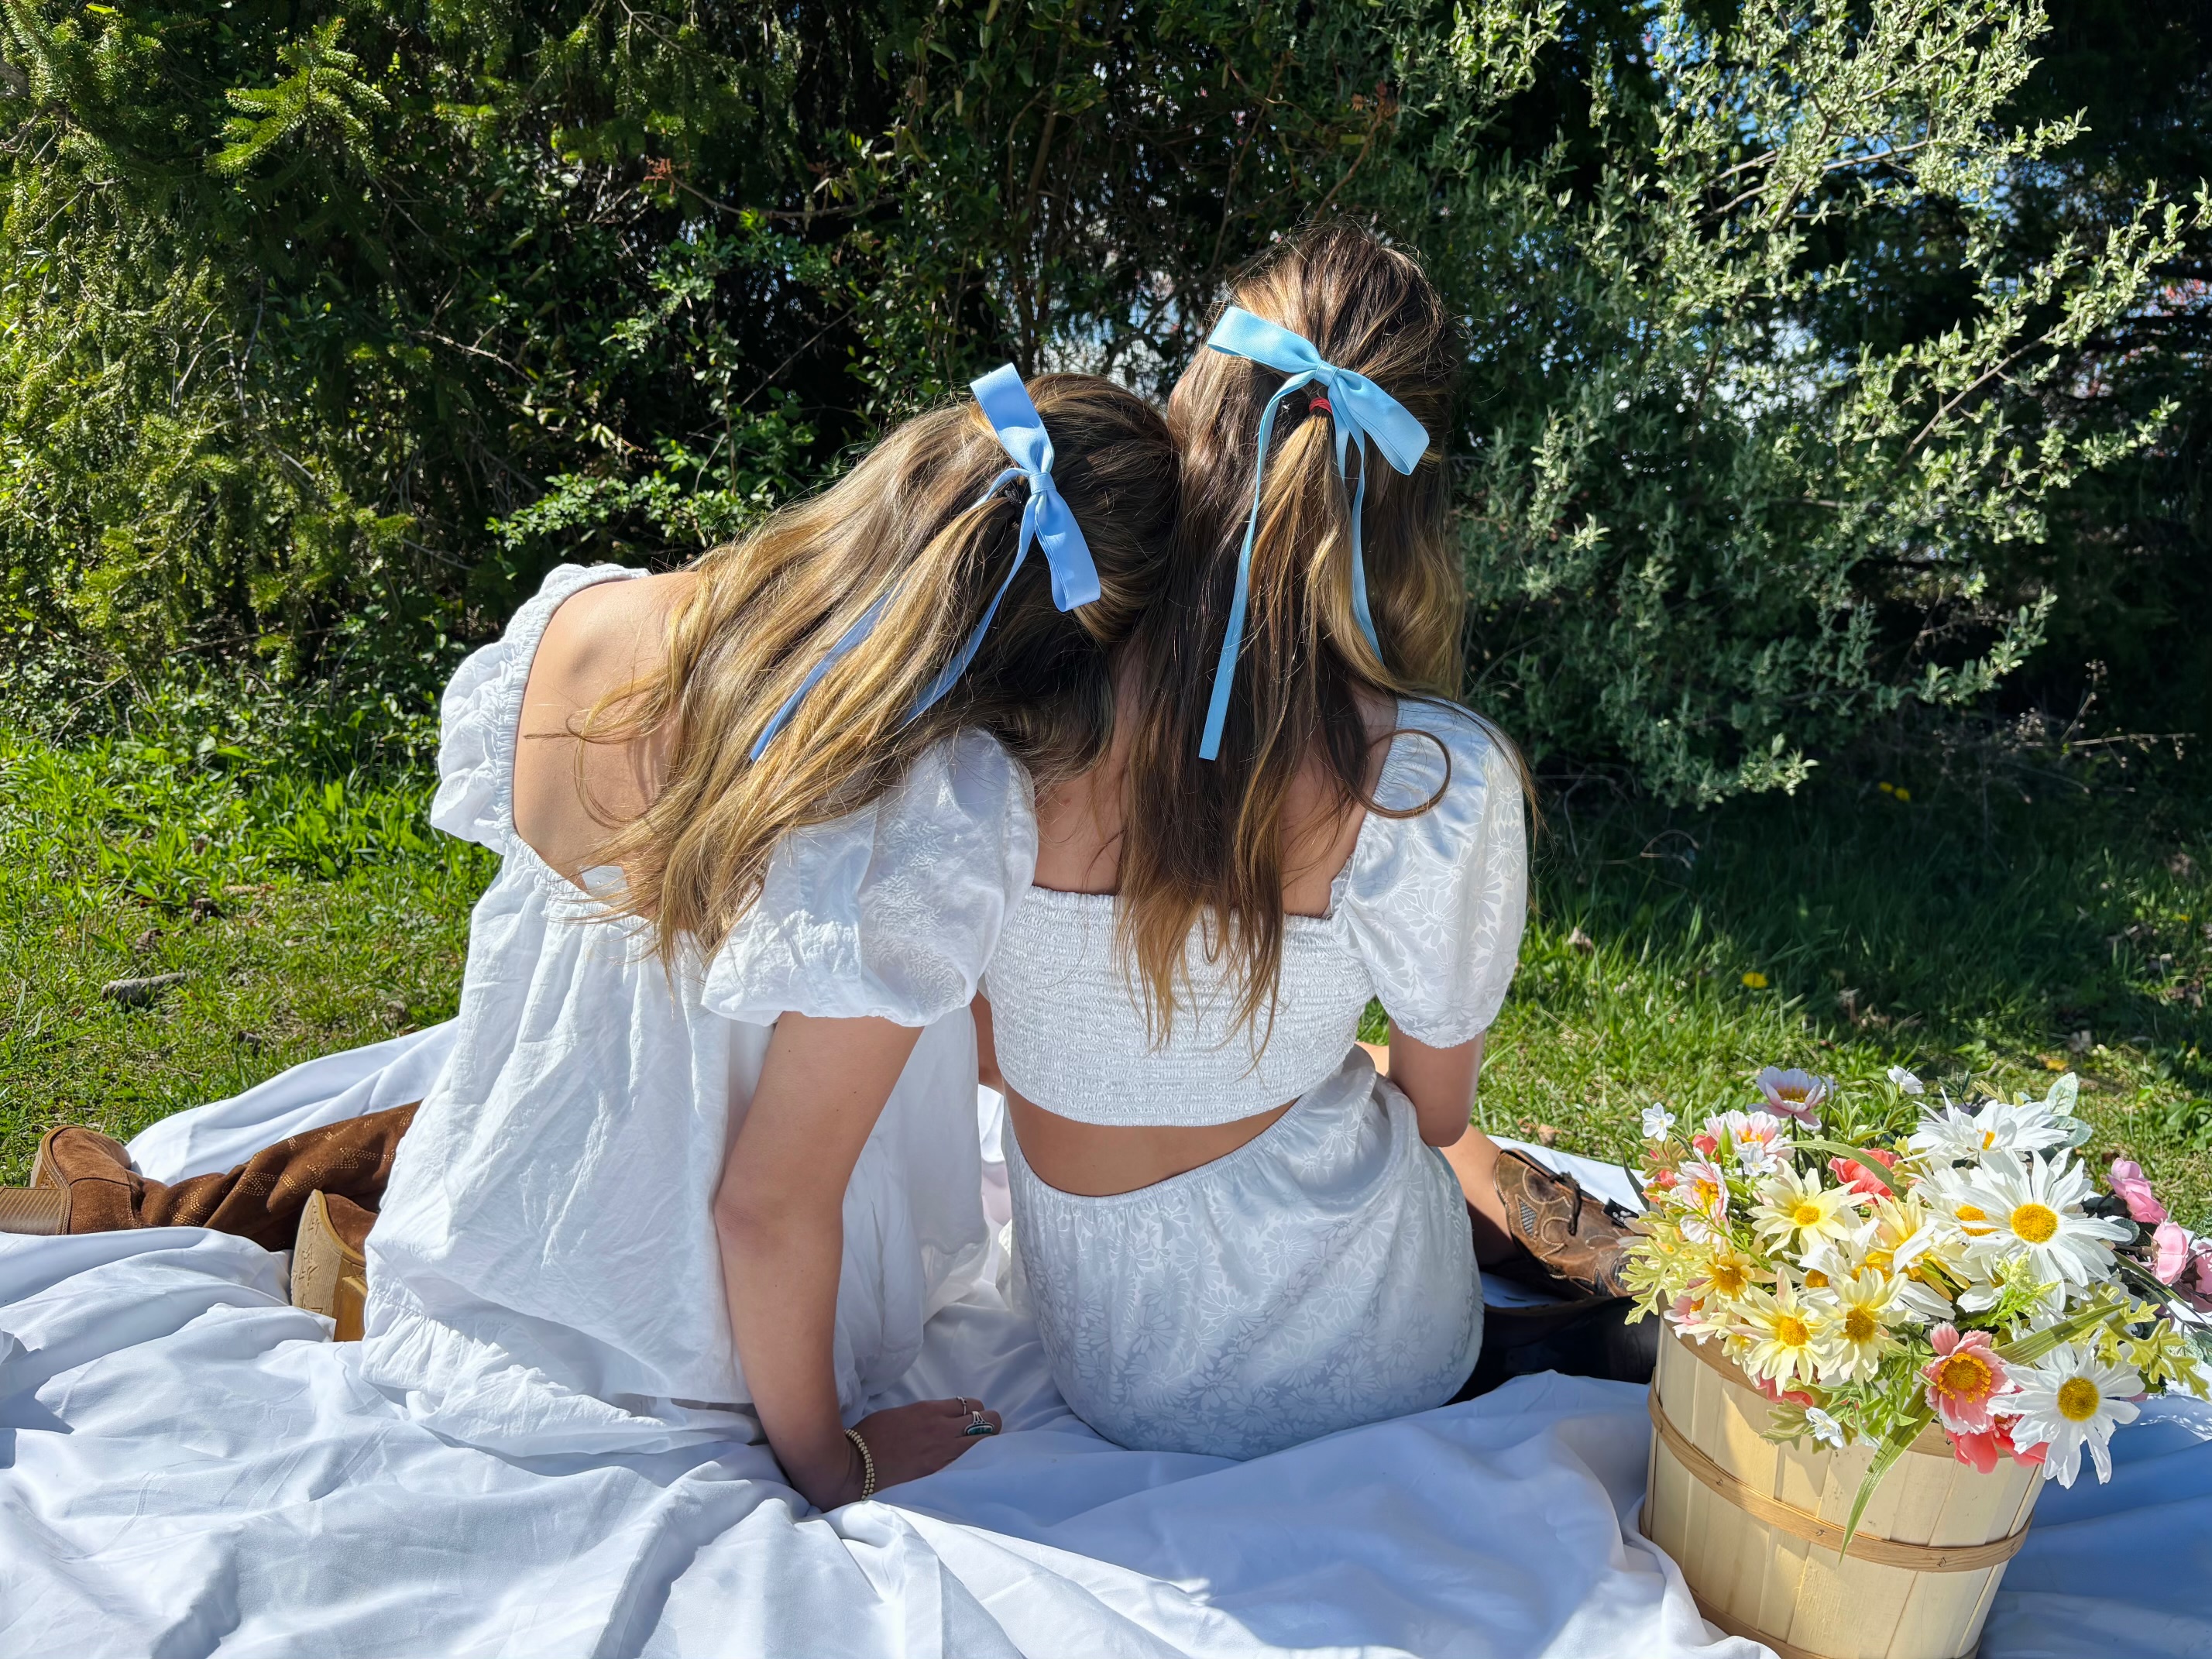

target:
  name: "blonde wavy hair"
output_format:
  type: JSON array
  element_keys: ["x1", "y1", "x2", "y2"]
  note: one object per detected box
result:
[
  {"x1": 585, "y1": 374, "x2": 1177, "y2": 970},
  {"x1": 1118, "y1": 222, "x2": 1527, "y2": 1042}
]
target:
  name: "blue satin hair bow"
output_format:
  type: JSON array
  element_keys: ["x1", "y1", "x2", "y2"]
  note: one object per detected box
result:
[
  {"x1": 1196, "y1": 307, "x2": 1431, "y2": 761},
  {"x1": 750, "y1": 364, "x2": 1099, "y2": 761}
]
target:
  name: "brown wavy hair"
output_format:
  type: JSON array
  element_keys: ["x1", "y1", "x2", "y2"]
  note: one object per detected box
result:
[
  {"x1": 586, "y1": 374, "x2": 1177, "y2": 970},
  {"x1": 1118, "y1": 222, "x2": 1523, "y2": 1042}
]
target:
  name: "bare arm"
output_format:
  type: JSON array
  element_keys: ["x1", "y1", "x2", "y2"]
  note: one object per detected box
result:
[
  {"x1": 1376, "y1": 1023, "x2": 1516, "y2": 1264},
  {"x1": 1382, "y1": 1025, "x2": 1487, "y2": 1148},
  {"x1": 714, "y1": 1012, "x2": 998, "y2": 1508},
  {"x1": 972, "y1": 992, "x2": 1005, "y2": 1095}
]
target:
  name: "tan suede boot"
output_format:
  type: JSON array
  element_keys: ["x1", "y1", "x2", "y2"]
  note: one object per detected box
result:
[
  {"x1": 0, "y1": 1106, "x2": 417, "y2": 1248},
  {"x1": 291, "y1": 1190, "x2": 375, "y2": 1341}
]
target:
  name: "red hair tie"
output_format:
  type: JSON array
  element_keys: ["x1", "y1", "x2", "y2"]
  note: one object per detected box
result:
[{"x1": 1308, "y1": 393, "x2": 1333, "y2": 417}]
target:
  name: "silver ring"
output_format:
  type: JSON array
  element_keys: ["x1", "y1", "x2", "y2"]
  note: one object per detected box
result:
[
  {"x1": 955, "y1": 1396, "x2": 977, "y2": 1415},
  {"x1": 961, "y1": 1410, "x2": 998, "y2": 1437}
]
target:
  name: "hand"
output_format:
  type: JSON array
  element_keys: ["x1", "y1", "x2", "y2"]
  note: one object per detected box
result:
[{"x1": 836, "y1": 1396, "x2": 1005, "y2": 1504}]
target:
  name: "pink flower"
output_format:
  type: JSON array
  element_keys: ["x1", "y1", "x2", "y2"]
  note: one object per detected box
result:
[
  {"x1": 1950, "y1": 1417, "x2": 2047, "y2": 1475},
  {"x1": 2106, "y1": 1159, "x2": 2169, "y2": 1225},
  {"x1": 1922, "y1": 1324, "x2": 2012, "y2": 1434},
  {"x1": 1756, "y1": 1066, "x2": 1832, "y2": 1125},
  {"x1": 1692, "y1": 1132, "x2": 1719, "y2": 1157},
  {"x1": 1671, "y1": 1158, "x2": 1732, "y2": 1242},
  {"x1": 2154, "y1": 1221, "x2": 2197, "y2": 1285},
  {"x1": 1751, "y1": 1371, "x2": 1815, "y2": 1409},
  {"x1": 1829, "y1": 1147, "x2": 1901, "y2": 1199}
]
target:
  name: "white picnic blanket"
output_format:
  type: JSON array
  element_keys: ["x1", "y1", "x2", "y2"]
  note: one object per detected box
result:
[{"x1": 2, "y1": 1023, "x2": 2206, "y2": 1658}]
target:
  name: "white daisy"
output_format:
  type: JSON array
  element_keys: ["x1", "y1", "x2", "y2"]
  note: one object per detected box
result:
[
  {"x1": 1911, "y1": 1097, "x2": 2073, "y2": 1164},
  {"x1": 1823, "y1": 1268, "x2": 1906, "y2": 1382},
  {"x1": 1751, "y1": 1165, "x2": 1870, "y2": 1254},
  {"x1": 1950, "y1": 1154, "x2": 2133, "y2": 1290},
  {"x1": 1641, "y1": 1103, "x2": 1677, "y2": 1141},
  {"x1": 1850, "y1": 1195, "x2": 1958, "y2": 1323},
  {"x1": 2007, "y1": 1343, "x2": 2144, "y2": 1486},
  {"x1": 1733, "y1": 1278, "x2": 1844, "y2": 1389}
]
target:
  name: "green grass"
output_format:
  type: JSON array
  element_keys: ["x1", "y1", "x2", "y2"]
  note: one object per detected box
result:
[
  {"x1": 1476, "y1": 775, "x2": 2212, "y2": 1229},
  {"x1": 5, "y1": 719, "x2": 2209, "y2": 1230},
  {"x1": 0, "y1": 728, "x2": 489, "y2": 1173}
]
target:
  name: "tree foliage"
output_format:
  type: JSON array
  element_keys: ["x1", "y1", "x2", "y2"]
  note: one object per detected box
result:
[{"x1": 0, "y1": 0, "x2": 2203, "y2": 801}]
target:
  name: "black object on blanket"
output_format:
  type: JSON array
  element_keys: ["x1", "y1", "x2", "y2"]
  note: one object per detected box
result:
[{"x1": 1453, "y1": 1297, "x2": 1659, "y2": 1403}]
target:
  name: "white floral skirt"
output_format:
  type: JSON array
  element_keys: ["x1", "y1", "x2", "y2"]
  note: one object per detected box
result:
[{"x1": 1005, "y1": 1050, "x2": 1482, "y2": 1459}]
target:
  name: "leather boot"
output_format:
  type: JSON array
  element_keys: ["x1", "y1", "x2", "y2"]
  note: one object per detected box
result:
[
  {"x1": 0, "y1": 1106, "x2": 417, "y2": 1249},
  {"x1": 291, "y1": 1190, "x2": 375, "y2": 1341},
  {"x1": 1486, "y1": 1148, "x2": 1640, "y2": 1300}
]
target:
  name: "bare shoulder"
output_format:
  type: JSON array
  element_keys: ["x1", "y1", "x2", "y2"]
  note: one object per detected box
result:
[{"x1": 532, "y1": 570, "x2": 696, "y2": 696}]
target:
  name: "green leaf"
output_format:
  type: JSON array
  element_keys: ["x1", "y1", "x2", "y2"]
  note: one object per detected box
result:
[{"x1": 1840, "y1": 1416, "x2": 1925, "y2": 1555}]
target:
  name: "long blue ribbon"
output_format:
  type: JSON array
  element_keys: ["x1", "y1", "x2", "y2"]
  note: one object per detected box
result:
[
  {"x1": 1195, "y1": 307, "x2": 1431, "y2": 761},
  {"x1": 747, "y1": 364, "x2": 1098, "y2": 761}
]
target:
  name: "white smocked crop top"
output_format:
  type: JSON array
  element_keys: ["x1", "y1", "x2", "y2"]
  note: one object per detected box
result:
[{"x1": 984, "y1": 699, "x2": 1528, "y2": 1126}]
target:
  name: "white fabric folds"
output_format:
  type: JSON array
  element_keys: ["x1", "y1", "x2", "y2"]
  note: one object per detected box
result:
[
  {"x1": 2, "y1": 1067, "x2": 2204, "y2": 1657},
  {"x1": 353, "y1": 562, "x2": 1036, "y2": 1454}
]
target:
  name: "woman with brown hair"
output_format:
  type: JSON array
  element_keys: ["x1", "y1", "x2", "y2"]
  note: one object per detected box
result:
[{"x1": 980, "y1": 225, "x2": 1640, "y2": 1458}]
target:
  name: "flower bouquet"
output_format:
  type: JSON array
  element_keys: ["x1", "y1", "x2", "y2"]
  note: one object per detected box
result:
[{"x1": 1626, "y1": 1066, "x2": 2212, "y2": 1544}]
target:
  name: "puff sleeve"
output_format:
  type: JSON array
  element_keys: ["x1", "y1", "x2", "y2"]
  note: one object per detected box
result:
[
  {"x1": 1338, "y1": 702, "x2": 1528, "y2": 1047},
  {"x1": 700, "y1": 729, "x2": 1039, "y2": 1026},
  {"x1": 428, "y1": 563, "x2": 644, "y2": 852}
]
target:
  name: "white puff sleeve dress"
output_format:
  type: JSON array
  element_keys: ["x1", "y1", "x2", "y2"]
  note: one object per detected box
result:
[
  {"x1": 356, "y1": 564, "x2": 1036, "y2": 1457},
  {"x1": 987, "y1": 699, "x2": 1527, "y2": 1458}
]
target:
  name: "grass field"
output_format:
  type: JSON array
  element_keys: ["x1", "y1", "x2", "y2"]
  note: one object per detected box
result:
[{"x1": 5, "y1": 717, "x2": 2208, "y2": 1227}]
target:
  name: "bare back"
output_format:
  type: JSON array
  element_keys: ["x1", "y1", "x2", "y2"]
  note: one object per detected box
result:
[
  {"x1": 510, "y1": 571, "x2": 698, "y2": 886},
  {"x1": 987, "y1": 673, "x2": 1412, "y2": 1197}
]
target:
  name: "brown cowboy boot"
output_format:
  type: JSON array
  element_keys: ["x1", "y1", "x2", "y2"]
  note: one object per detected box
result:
[{"x1": 1486, "y1": 1148, "x2": 1640, "y2": 1300}]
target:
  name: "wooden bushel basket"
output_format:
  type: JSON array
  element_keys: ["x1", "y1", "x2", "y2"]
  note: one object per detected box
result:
[{"x1": 1640, "y1": 1328, "x2": 2041, "y2": 1659}]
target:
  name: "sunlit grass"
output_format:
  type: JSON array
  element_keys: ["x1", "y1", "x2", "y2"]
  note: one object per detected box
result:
[
  {"x1": 1476, "y1": 778, "x2": 2212, "y2": 1228},
  {"x1": 6, "y1": 722, "x2": 2208, "y2": 1229}
]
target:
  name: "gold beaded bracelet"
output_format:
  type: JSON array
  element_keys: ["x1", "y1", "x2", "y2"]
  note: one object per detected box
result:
[{"x1": 843, "y1": 1426, "x2": 877, "y2": 1501}]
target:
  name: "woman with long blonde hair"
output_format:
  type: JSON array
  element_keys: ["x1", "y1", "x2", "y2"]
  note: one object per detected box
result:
[
  {"x1": 355, "y1": 369, "x2": 1174, "y2": 1505},
  {"x1": 0, "y1": 369, "x2": 1176, "y2": 1511},
  {"x1": 978, "y1": 225, "x2": 1641, "y2": 1457}
]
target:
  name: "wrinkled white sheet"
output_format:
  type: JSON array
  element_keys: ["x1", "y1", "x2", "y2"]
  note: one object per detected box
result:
[{"x1": 4, "y1": 1023, "x2": 2206, "y2": 1658}]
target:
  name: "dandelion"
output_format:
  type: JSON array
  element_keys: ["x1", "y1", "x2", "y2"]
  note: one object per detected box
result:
[
  {"x1": 1740, "y1": 970, "x2": 1769, "y2": 990},
  {"x1": 1950, "y1": 1154, "x2": 2132, "y2": 1290},
  {"x1": 1754, "y1": 1066, "x2": 1832, "y2": 1125},
  {"x1": 1734, "y1": 1279, "x2": 1843, "y2": 1389},
  {"x1": 1640, "y1": 1103, "x2": 1677, "y2": 1142},
  {"x1": 1922, "y1": 1324, "x2": 2013, "y2": 1434},
  {"x1": 1751, "y1": 1165, "x2": 1869, "y2": 1254},
  {"x1": 2008, "y1": 1344, "x2": 2143, "y2": 1486}
]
